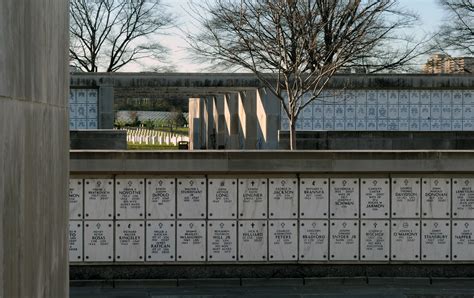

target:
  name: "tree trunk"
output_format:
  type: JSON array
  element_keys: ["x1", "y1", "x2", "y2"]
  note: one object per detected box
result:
[{"x1": 290, "y1": 118, "x2": 297, "y2": 150}]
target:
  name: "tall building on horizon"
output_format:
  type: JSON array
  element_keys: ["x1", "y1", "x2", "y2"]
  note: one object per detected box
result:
[{"x1": 423, "y1": 54, "x2": 474, "y2": 74}]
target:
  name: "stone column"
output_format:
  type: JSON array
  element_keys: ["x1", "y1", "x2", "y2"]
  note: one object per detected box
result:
[
  {"x1": 203, "y1": 96, "x2": 215, "y2": 149},
  {"x1": 225, "y1": 93, "x2": 240, "y2": 149},
  {"x1": 0, "y1": 0, "x2": 69, "y2": 297},
  {"x1": 238, "y1": 90, "x2": 258, "y2": 149},
  {"x1": 98, "y1": 85, "x2": 114, "y2": 129},
  {"x1": 188, "y1": 97, "x2": 202, "y2": 150},
  {"x1": 256, "y1": 88, "x2": 280, "y2": 149},
  {"x1": 213, "y1": 95, "x2": 226, "y2": 149}
]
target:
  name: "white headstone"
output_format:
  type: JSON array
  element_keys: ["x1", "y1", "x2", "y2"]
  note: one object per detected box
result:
[
  {"x1": 299, "y1": 220, "x2": 328, "y2": 261},
  {"x1": 360, "y1": 220, "x2": 389, "y2": 261},
  {"x1": 329, "y1": 179, "x2": 359, "y2": 218},
  {"x1": 268, "y1": 220, "x2": 297, "y2": 261},
  {"x1": 84, "y1": 179, "x2": 114, "y2": 220},
  {"x1": 146, "y1": 221, "x2": 175, "y2": 262},
  {"x1": 421, "y1": 220, "x2": 450, "y2": 261},
  {"x1": 422, "y1": 178, "x2": 451, "y2": 218},
  {"x1": 360, "y1": 179, "x2": 390, "y2": 218},
  {"x1": 146, "y1": 178, "x2": 176, "y2": 219},
  {"x1": 452, "y1": 179, "x2": 474, "y2": 218},
  {"x1": 115, "y1": 221, "x2": 145, "y2": 262},
  {"x1": 329, "y1": 220, "x2": 359, "y2": 261},
  {"x1": 69, "y1": 179, "x2": 83, "y2": 219},
  {"x1": 208, "y1": 179, "x2": 237, "y2": 219},
  {"x1": 269, "y1": 178, "x2": 298, "y2": 219},
  {"x1": 84, "y1": 221, "x2": 114, "y2": 262},
  {"x1": 391, "y1": 178, "x2": 421, "y2": 218},
  {"x1": 299, "y1": 179, "x2": 329, "y2": 218},
  {"x1": 452, "y1": 220, "x2": 474, "y2": 261},
  {"x1": 391, "y1": 220, "x2": 420, "y2": 261},
  {"x1": 176, "y1": 220, "x2": 206, "y2": 261},
  {"x1": 115, "y1": 178, "x2": 145, "y2": 219},
  {"x1": 238, "y1": 220, "x2": 267, "y2": 261},
  {"x1": 238, "y1": 178, "x2": 268, "y2": 219},
  {"x1": 207, "y1": 220, "x2": 237, "y2": 261},
  {"x1": 177, "y1": 178, "x2": 206, "y2": 219},
  {"x1": 69, "y1": 221, "x2": 83, "y2": 262}
]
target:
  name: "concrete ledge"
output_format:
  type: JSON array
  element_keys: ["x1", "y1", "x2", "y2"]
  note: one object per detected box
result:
[
  {"x1": 70, "y1": 265, "x2": 474, "y2": 280},
  {"x1": 70, "y1": 150, "x2": 474, "y2": 174}
]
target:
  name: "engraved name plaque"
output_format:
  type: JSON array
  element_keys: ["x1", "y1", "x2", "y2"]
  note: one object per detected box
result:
[
  {"x1": 392, "y1": 178, "x2": 421, "y2": 218},
  {"x1": 360, "y1": 220, "x2": 389, "y2": 261},
  {"x1": 84, "y1": 221, "x2": 113, "y2": 262},
  {"x1": 115, "y1": 221, "x2": 145, "y2": 262},
  {"x1": 421, "y1": 220, "x2": 450, "y2": 261},
  {"x1": 176, "y1": 220, "x2": 206, "y2": 261},
  {"x1": 208, "y1": 179, "x2": 237, "y2": 219},
  {"x1": 329, "y1": 220, "x2": 359, "y2": 261},
  {"x1": 238, "y1": 220, "x2": 267, "y2": 261},
  {"x1": 361, "y1": 179, "x2": 389, "y2": 218},
  {"x1": 238, "y1": 178, "x2": 267, "y2": 219},
  {"x1": 84, "y1": 179, "x2": 114, "y2": 220},
  {"x1": 146, "y1": 178, "x2": 176, "y2": 219},
  {"x1": 453, "y1": 179, "x2": 474, "y2": 218},
  {"x1": 299, "y1": 220, "x2": 328, "y2": 260},
  {"x1": 269, "y1": 178, "x2": 298, "y2": 219},
  {"x1": 391, "y1": 220, "x2": 420, "y2": 261},
  {"x1": 177, "y1": 178, "x2": 206, "y2": 219},
  {"x1": 69, "y1": 221, "x2": 83, "y2": 262},
  {"x1": 422, "y1": 178, "x2": 451, "y2": 218},
  {"x1": 330, "y1": 179, "x2": 359, "y2": 218},
  {"x1": 208, "y1": 220, "x2": 237, "y2": 261},
  {"x1": 115, "y1": 178, "x2": 145, "y2": 219},
  {"x1": 452, "y1": 220, "x2": 474, "y2": 261},
  {"x1": 299, "y1": 179, "x2": 329, "y2": 218},
  {"x1": 269, "y1": 220, "x2": 298, "y2": 261},
  {"x1": 146, "y1": 221, "x2": 175, "y2": 261},
  {"x1": 69, "y1": 179, "x2": 83, "y2": 219}
]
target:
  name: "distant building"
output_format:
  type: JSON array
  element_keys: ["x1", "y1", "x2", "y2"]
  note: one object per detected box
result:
[{"x1": 423, "y1": 54, "x2": 474, "y2": 74}]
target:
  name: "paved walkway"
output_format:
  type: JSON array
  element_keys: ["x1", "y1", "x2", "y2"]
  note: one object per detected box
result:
[{"x1": 70, "y1": 278, "x2": 474, "y2": 297}]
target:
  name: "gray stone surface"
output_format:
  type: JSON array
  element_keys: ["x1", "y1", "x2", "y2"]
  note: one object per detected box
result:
[
  {"x1": 70, "y1": 150, "x2": 474, "y2": 174},
  {"x1": 279, "y1": 131, "x2": 474, "y2": 150},
  {"x1": 0, "y1": 0, "x2": 69, "y2": 296},
  {"x1": 70, "y1": 130, "x2": 127, "y2": 149}
]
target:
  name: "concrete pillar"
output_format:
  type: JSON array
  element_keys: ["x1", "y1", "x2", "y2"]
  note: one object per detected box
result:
[
  {"x1": 213, "y1": 95, "x2": 227, "y2": 149},
  {"x1": 0, "y1": 0, "x2": 69, "y2": 297},
  {"x1": 238, "y1": 91, "x2": 258, "y2": 149},
  {"x1": 98, "y1": 85, "x2": 114, "y2": 129},
  {"x1": 256, "y1": 88, "x2": 281, "y2": 149},
  {"x1": 203, "y1": 96, "x2": 215, "y2": 149},
  {"x1": 225, "y1": 93, "x2": 240, "y2": 149},
  {"x1": 188, "y1": 97, "x2": 202, "y2": 150}
]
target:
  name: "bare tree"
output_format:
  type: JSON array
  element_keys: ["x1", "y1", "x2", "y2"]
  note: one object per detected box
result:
[
  {"x1": 70, "y1": 0, "x2": 173, "y2": 72},
  {"x1": 436, "y1": 0, "x2": 474, "y2": 55},
  {"x1": 187, "y1": 0, "x2": 425, "y2": 149}
]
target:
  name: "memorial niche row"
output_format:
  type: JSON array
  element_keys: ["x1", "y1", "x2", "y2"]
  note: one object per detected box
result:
[
  {"x1": 69, "y1": 219, "x2": 474, "y2": 263},
  {"x1": 70, "y1": 177, "x2": 474, "y2": 220}
]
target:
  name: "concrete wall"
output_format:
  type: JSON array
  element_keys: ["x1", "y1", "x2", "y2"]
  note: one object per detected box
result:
[
  {"x1": 0, "y1": 0, "x2": 69, "y2": 297},
  {"x1": 279, "y1": 131, "x2": 474, "y2": 150},
  {"x1": 70, "y1": 130, "x2": 127, "y2": 150},
  {"x1": 69, "y1": 150, "x2": 474, "y2": 280}
]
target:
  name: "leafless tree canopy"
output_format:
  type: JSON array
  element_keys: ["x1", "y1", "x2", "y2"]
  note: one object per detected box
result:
[
  {"x1": 436, "y1": 0, "x2": 474, "y2": 55},
  {"x1": 187, "y1": 0, "x2": 422, "y2": 149},
  {"x1": 70, "y1": 0, "x2": 173, "y2": 72}
]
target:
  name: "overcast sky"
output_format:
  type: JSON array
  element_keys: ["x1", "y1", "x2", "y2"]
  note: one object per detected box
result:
[{"x1": 122, "y1": 0, "x2": 446, "y2": 72}]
